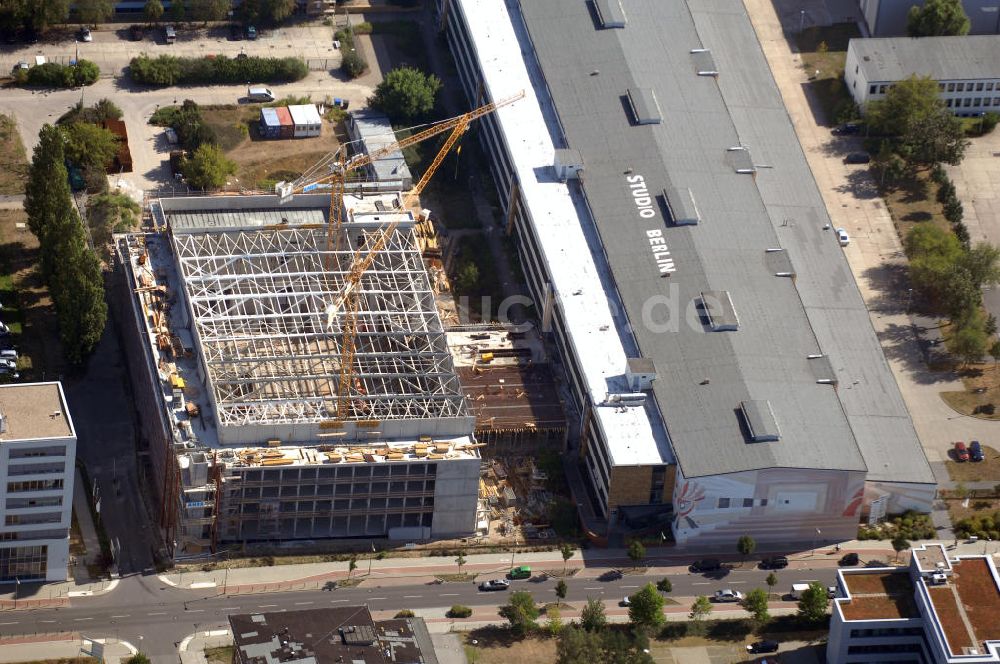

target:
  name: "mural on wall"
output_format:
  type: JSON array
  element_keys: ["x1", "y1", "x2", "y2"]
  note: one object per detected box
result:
[{"x1": 672, "y1": 467, "x2": 867, "y2": 545}]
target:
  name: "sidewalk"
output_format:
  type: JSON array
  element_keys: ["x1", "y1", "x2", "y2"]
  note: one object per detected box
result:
[
  {"x1": 157, "y1": 540, "x2": 995, "y2": 593},
  {"x1": 0, "y1": 633, "x2": 136, "y2": 663}
]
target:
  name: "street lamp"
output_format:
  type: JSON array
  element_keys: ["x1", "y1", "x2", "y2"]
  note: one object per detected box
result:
[
  {"x1": 799, "y1": 10, "x2": 807, "y2": 33},
  {"x1": 812, "y1": 528, "x2": 822, "y2": 555}
]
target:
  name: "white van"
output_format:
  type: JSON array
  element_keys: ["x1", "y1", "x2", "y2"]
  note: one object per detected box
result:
[
  {"x1": 164, "y1": 25, "x2": 176, "y2": 43},
  {"x1": 248, "y1": 87, "x2": 275, "y2": 102},
  {"x1": 790, "y1": 583, "x2": 812, "y2": 600}
]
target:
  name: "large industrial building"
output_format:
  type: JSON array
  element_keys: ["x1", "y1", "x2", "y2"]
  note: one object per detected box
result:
[
  {"x1": 437, "y1": 0, "x2": 936, "y2": 547},
  {"x1": 857, "y1": 0, "x2": 1000, "y2": 37},
  {"x1": 0, "y1": 383, "x2": 76, "y2": 583},
  {"x1": 115, "y1": 193, "x2": 480, "y2": 554}
]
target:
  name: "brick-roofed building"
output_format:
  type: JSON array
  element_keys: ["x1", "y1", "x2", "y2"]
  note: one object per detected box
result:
[
  {"x1": 229, "y1": 606, "x2": 438, "y2": 664},
  {"x1": 828, "y1": 543, "x2": 1000, "y2": 662}
]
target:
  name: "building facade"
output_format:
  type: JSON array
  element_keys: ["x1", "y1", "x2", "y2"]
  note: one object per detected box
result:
[
  {"x1": 859, "y1": 0, "x2": 1000, "y2": 37},
  {"x1": 0, "y1": 383, "x2": 76, "y2": 583},
  {"x1": 845, "y1": 36, "x2": 1000, "y2": 115},
  {"x1": 828, "y1": 543, "x2": 1000, "y2": 662}
]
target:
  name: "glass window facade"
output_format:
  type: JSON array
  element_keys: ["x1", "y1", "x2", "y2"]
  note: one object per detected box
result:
[{"x1": 0, "y1": 545, "x2": 47, "y2": 582}]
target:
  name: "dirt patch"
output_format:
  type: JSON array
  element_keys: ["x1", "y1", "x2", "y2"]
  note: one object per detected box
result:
[
  {"x1": 947, "y1": 498, "x2": 1000, "y2": 524},
  {"x1": 70, "y1": 511, "x2": 87, "y2": 558},
  {"x1": 943, "y1": 442, "x2": 1000, "y2": 480},
  {"x1": 0, "y1": 208, "x2": 65, "y2": 379},
  {"x1": 204, "y1": 646, "x2": 233, "y2": 664},
  {"x1": 12, "y1": 659, "x2": 97, "y2": 664},
  {"x1": 462, "y1": 630, "x2": 556, "y2": 664},
  {"x1": 883, "y1": 171, "x2": 951, "y2": 241},
  {"x1": 797, "y1": 23, "x2": 862, "y2": 124},
  {"x1": 0, "y1": 113, "x2": 29, "y2": 195}
]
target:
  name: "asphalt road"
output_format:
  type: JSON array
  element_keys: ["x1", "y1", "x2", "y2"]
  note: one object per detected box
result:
[{"x1": 3, "y1": 566, "x2": 839, "y2": 662}]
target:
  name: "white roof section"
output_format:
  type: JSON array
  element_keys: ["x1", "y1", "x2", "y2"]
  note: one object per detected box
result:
[
  {"x1": 287, "y1": 104, "x2": 322, "y2": 125},
  {"x1": 456, "y1": 0, "x2": 667, "y2": 466}
]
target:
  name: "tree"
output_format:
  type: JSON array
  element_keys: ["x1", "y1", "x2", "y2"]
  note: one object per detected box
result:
[
  {"x1": 169, "y1": 0, "x2": 185, "y2": 23},
  {"x1": 347, "y1": 556, "x2": 357, "y2": 580},
  {"x1": 76, "y1": 0, "x2": 114, "y2": 25},
  {"x1": 905, "y1": 223, "x2": 965, "y2": 303},
  {"x1": 560, "y1": 543, "x2": 574, "y2": 574},
  {"x1": 63, "y1": 122, "x2": 119, "y2": 171},
  {"x1": 874, "y1": 141, "x2": 907, "y2": 186},
  {"x1": 189, "y1": 0, "x2": 230, "y2": 24},
  {"x1": 454, "y1": 260, "x2": 479, "y2": 293},
  {"x1": 908, "y1": 0, "x2": 970, "y2": 36},
  {"x1": 144, "y1": 0, "x2": 164, "y2": 24},
  {"x1": 656, "y1": 577, "x2": 672, "y2": 593},
  {"x1": 264, "y1": 0, "x2": 296, "y2": 22},
  {"x1": 368, "y1": 66, "x2": 443, "y2": 123},
  {"x1": 600, "y1": 630, "x2": 655, "y2": 664},
  {"x1": 797, "y1": 581, "x2": 829, "y2": 623},
  {"x1": 627, "y1": 583, "x2": 665, "y2": 630},
  {"x1": 952, "y1": 320, "x2": 988, "y2": 366},
  {"x1": 25, "y1": 125, "x2": 68, "y2": 259},
  {"x1": 954, "y1": 481, "x2": 969, "y2": 500},
  {"x1": 961, "y1": 243, "x2": 1000, "y2": 291},
  {"x1": 341, "y1": 49, "x2": 368, "y2": 79},
  {"x1": 892, "y1": 536, "x2": 911, "y2": 562},
  {"x1": 499, "y1": 590, "x2": 539, "y2": 635},
  {"x1": 556, "y1": 627, "x2": 603, "y2": 664},
  {"x1": 181, "y1": 143, "x2": 237, "y2": 190},
  {"x1": 943, "y1": 266, "x2": 982, "y2": 323},
  {"x1": 580, "y1": 597, "x2": 606, "y2": 632},
  {"x1": 15, "y1": 0, "x2": 71, "y2": 32},
  {"x1": 689, "y1": 595, "x2": 712, "y2": 622},
  {"x1": 765, "y1": 571, "x2": 778, "y2": 599},
  {"x1": 867, "y1": 75, "x2": 942, "y2": 137},
  {"x1": 989, "y1": 340, "x2": 1000, "y2": 370},
  {"x1": 741, "y1": 587, "x2": 771, "y2": 627},
  {"x1": 901, "y1": 108, "x2": 969, "y2": 168},
  {"x1": 737, "y1": 534, "x2": 756, "y2": 563},
  {"x1": 455, "y1": 552, "x2": 466, "y2": 573},
  {"x1": 627, "y1": 540, "x2": 646, "y2": 568},
  {"x1": 555, "y1": 579, "x2": 568, "y2": 606},
  {"x1": 125, "y1": 655, "x2": 151, "y2": 664}
]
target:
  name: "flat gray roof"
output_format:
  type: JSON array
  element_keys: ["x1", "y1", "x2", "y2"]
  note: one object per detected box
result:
[
  {"x1": 0, "y1": 382, "x2": 74, "y2": 441},
  {"x1": 850, "y1": 35, "x2": 1000, "y2": 83},
  {"x1": 520, "y1": 0, "x2": 933, "y2": 483}
]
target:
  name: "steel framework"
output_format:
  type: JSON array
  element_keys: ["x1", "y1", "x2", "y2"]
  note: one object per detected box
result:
[{"x1": 170, "y1": 219, "x2": 466, "y2": 427}]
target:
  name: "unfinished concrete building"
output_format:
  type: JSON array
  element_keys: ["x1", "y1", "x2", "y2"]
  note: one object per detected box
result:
[{"x1": 115, "y1": 193, "x2": 480, "y2": 555}]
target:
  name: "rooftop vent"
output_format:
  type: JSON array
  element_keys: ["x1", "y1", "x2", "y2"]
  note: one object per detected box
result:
[
  {"x1": 726, "y1": 146, "x2": 756, "y2": 174},
  {"x1": 594, "y1": 0, "x2": 627, "y2": 28},
  {"x1": 808, "y1": 354, "x2": 837, "y2": 385},
  {"x1": 625, "y1": 357, "x2": 656, "y2": 391},
  {"x1": 663, "y1": 186, "x2": 700, "y2": 226},
  {"x1": 701, "y1": 290, "x2": 739, "y2": 331},
  {"x1": 764, "y1": 248, "x2": 795, "y2": 277},
  {"x1": 626, "y1": 88, "x2": 662, "y2": 125},
  {"x1": 554, "y1": 149, "x2": 584, "y2": 181},
  {"x1": 740, "y1": 400, "x2": 780, "y2": 442},
  {"x1": 690, "y1": 48, "x2": 718, "y2": 76}
]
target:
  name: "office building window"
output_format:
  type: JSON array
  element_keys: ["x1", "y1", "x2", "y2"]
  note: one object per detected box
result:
[
  {"x1": 717, "y1": 497, "x2": 730, "y2": 509},
  {"x1": 869, "y1": 85, "x2": 877, "y2": 95},
  {"x1": 948, "y1": 82, "x2": 956, "y2": 92},
  {"x1": 0, "y1": 545, "x2": 47, "y2": 582},
  {"x1": 977, "y1": 82, "x2": 984, "y2": 91},
  {"x1": 946, "y1": 99, "x2": 953, "y2": 107},
  {"x1": 6, "y1": 480, "x2": 63, "y2": 493},
  {"x1": 743, "y1": 498, "x2": 754, "y2": 508},
  {"x1": 957, "y1": 83, "x2": 965, "y2": 92},
  {"x1": 938, "y1": 83, "x2": 945, "y2": 91},
  {"x1": 8, "y1": 446, "x2": 66, "y2": 459},
  {"x1": 878, "y1": 84, "x2": 887, "y2": 94},
  {"x1": 965, "y1": 98, "x2": 973, "y2": 107},
  {"x1": 975, "y1": 98, "x2": 983, "y2": 106},
  {"x1": 987, "y1": 82, "x2": 995, "y2": 91}
]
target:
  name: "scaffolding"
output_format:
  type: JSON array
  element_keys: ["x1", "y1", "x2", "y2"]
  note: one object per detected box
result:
[{"x1": 168, "y1": 199, "x2": 468, "y2": 427}]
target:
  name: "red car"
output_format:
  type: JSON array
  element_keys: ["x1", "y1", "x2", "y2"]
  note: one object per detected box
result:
[{"x1": 954, "y1": 441, "x2": 970, "y2": 462}]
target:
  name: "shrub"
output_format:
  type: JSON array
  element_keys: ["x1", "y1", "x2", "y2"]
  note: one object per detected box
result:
[
  {"x1": 130, "y1": 54, "x2": 308, "y2": 86},
  {"x1": 353, "y1": 21, "x2": 373, "y2": 34},
  {"x1": 656, "y1": 577, "x2": 672, "y2": 593},
  {"x1": 983, "y1": 112, "x2": 1000, "y2": 134},
  {"x1": 936, "y1": 179, "x2": 956, "y2": 204},
  {"x1": 17, "y1": 60, "x2": 101, "y2": 88},
  {"x1": 394, "y1": 609, "x2": 415, "y2": 618},
  {"x1": 446, "y1": 604, "x2": 472, "y2": 618},
  {"x1": 930, "y1": 163, "x2": 948, "y2": 184},
  {"x1": 943, "y1": 198, "x2": 964, "y2": 224},
  {"x1": 341, "y1": 49, "x2": 368, "y2": 79}
]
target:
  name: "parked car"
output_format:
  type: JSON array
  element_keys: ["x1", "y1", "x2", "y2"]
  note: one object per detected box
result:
[
  {"x1": 619, "y1": 596, "x2": 632, "y2": 607},
  {"x1": 836, "y1": 228, "x2": 850, "y2": 246},
  {"x1": 164, "y1": 25, "x2": 176, "y2": 43},
  {"x1": 747, "y1": 640, "x2": 780, "y2": 654},
  {"x1": 759, "y1": 556, "x2": 789, "y2": 570},
  {"x1": 970, "y1": 440, "x2": 985, "y2": 462},
  {"x1": 832, "y1": 123, "x2": 861, "y2": 135},
  {"x1": 247, "y1": 86, "x2": 275, "y2": 102},
  {"x1": 1, "y1": 350, "x2": 18, "y2": 361},
  {"x1": 11, "y1": 61, "x2": 29, "y2": 75},
  {"x1": 0, "y1": 321, "x2": 9, "y2": 336},
  {"x1": 690, "y1": 558, "x2": 722, "y2": 573},
  {"x1": 714, "y1": 589, "x2": 743, "y2": 602},
  {"x1": 954, "y1": 441, "x2": 970, "y2": 462},
  {"x1": 229, "y1": 23, "x2": 243, "y2": 40},
  {"x1": 79, "y1": 27, "x2": 92, "y2": 42},
  {"x1": 129, "y1": 24, "x2": 144, "y2": 41},
  {"x1": 827, "y1": 585, "x2": 838, "y2": 598},
  {"x1": 839, "y1": 552, "x2": 860, "y2": 566},
  {"x1": 478, "y1": 578, "x2": 510, "y2": 591},
  {"x1": 844, "y1": 151, "x2": 871, "y2": 164},
  {"x1": 246, "y1": 25, "x2": 258, "y2": 40}
]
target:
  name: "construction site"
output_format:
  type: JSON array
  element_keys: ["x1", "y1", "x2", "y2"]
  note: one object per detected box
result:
[{"x1": 111, "y1": 94, "x2": 570, "y2": 556}]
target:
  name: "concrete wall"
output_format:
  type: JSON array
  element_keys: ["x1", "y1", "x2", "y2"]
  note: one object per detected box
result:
[
  {"x1": 672, "y1": 466, "x2": 866, "y2": 547},
  {"x1": 430, "y1": 456, "x2": 480, "y2": 537}
]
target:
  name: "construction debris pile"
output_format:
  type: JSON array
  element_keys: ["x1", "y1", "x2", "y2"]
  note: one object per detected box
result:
[{"x1": 480, "y1": 457, "x2": 557, "y2": 541}]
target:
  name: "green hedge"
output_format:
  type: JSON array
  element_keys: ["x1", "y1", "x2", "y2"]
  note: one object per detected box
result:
[
  {"x1": 15, "y1": 60, "x2": 100, "y2": 88},
  {"x1": 130, "y1": 54, "x2": 308, "y2": 87}
]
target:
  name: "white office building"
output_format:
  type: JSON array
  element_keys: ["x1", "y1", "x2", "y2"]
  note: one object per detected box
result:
[
  {"x1": 845, "y1": 36, "x2": 1000, "y2": 115},
  {"x1": 0, "y1": 383, "x2": 76, "y2": 583}
]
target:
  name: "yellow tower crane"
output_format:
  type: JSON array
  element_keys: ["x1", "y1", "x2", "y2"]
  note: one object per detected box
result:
[{"x1": 276, "y1": 91, "x2": 524, "y2": 421}]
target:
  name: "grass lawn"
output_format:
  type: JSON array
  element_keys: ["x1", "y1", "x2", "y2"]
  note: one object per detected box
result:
[
  {"x1": 372, "y1": 20, "x2": 430, "y2": 72},
  {"x1": 0, "y1": 113, "x2": 29, "y2": 195},
  {"x1": 797, "y1": 23, "x2": 862, "y2": 125},
  {"x1": 882, "y1": 171, "x2": 950, "y2": 240},
  {"x1": 13, "y1": 660, "x2": 97, "y2": 664},
  {"x1": 947, "y1": 498, "x2": 1000, "y2": 524},
  {"x1": 941, "y1": 362, "x2": 1000, "y2": 420},
  {"x1": 943, "y1": 442, "x2": 1000, "y2": 481},
  {"x1": 204, "y1": 645, "x2": 233, "y2": 664}
]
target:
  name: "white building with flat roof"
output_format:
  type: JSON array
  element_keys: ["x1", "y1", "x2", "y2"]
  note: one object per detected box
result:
[{"x1": 0, "y1": 383, "x2": 76, "y2": 583}]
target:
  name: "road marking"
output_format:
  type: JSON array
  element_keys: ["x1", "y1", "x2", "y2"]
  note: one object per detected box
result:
[
  {"x1": 622, "y1": 585, "x2": 639, "y2": 589},
  {"x1": 147, "y1": 612, "x2": 167, "y2": 616},
  {"x1": 330, "y1": 599, "x2": 348, "y2": 603},
  {"x1": 74, "y1": 618, "x2": 93, "y2": 622},
  {"x1": 294, "y1": 601, "x2": 314, "y2": 606},
  {"x1": 370, "y1": 597, "x2": 387, "y2": 601},
  {"x1": 584, "y1": 587, "x2": 601, "y2": 590},
  {"x1": 187, "y1": 609, "x2": 205, "y2": 613},
  {"x1": 441, "y1": 593, "x2": 459, "y2": 597},
  {"x1": 40, "y1": 620, "x2": 56, "y2": 624},
  {"x1": 0, "y1": 622, "x2": 18, "y2": 625},
  {"x1": 220, "y1": 607, "x2": 241, "y2": 611},
  {"x1": 258, "y1": 604, "x2": 278, "y2": 608},
  {"x1": 692, "y1": 582, "x2": 710, "y2": 585},
  {"x1": 111, "y1": 615, "x2": 130, "y2": 619},
  {"x1": 728, "y1": 581, "x2": 746, "y2": 585},
  {"x1": 403, "y1": 595, "x2": 422, "y2": 599}
]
